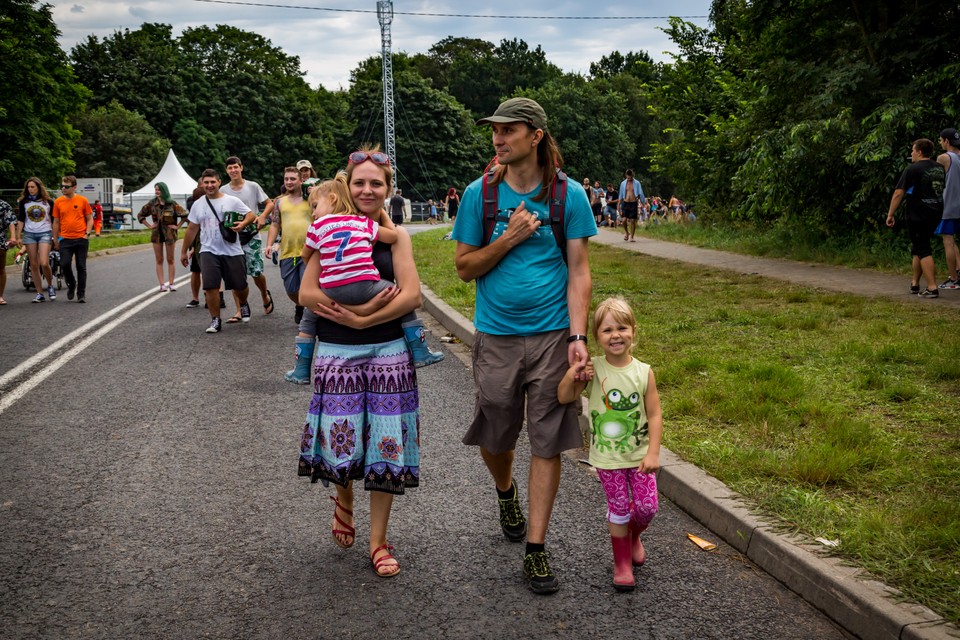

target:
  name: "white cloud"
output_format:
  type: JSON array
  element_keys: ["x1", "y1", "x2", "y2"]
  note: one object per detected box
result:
[{"x1": 55, "y1": 0, "x2": 711, "y2": 89}]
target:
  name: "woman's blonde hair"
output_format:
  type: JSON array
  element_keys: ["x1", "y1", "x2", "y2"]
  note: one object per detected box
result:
[
  {"x1": 309, "y1": 171, "x2": 359, "y2": 217},
  {"x1": 592, "y1": 296, "x2": 636, "y2": 341}
]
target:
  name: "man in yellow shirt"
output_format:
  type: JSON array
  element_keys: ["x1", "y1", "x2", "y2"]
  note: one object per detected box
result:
[{"x1": 52, "y1": 175, "x2": 93, "y2": 303}]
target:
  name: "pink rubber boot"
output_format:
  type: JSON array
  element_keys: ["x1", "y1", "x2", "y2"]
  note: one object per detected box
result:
[{"x1": 611, "y1": 534, "x2": 636, "y2": 592}]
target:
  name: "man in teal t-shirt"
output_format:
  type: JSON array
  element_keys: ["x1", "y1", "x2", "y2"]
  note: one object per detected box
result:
[{"x1": 451, "y1": 97, "x2": 597, "y2": 595}]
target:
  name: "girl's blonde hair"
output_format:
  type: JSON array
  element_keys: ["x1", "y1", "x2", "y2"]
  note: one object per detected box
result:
[
  {"x1": 309, "y1": 171, "x2": 359, "y2": 217},
  {"x1": 591, "y1": 296, "x2": 636, "y2": 341}
]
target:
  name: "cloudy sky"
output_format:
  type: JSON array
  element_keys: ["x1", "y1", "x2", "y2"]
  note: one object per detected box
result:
[{"x1": 53, "y1": 0, "x2": 713, "y2": 90}]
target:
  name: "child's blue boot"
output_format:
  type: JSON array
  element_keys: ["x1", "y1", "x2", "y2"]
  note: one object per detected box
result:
[
  {"x1": 402, "y1": 321, "x2": 444, "y2": 368},
  {"x1": 284, "y1": 337, "x2": 315, "y2": 384}
]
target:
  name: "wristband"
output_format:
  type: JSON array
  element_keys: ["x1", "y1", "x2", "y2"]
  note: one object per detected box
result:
[{"x1": 566, "y1": 334, "x2": 588, "y2": 344}]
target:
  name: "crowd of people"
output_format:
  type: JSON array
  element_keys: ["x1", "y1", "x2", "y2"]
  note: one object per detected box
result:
[
  {"x1": 7, "y1": 103, "x2": 959, "y2": 601},
  {"x1": 579, "y1": 176, "x2": 693, "y2": 244},
  {"x1": 0, "y1": 97, "x2": 675, "y2": 595}
]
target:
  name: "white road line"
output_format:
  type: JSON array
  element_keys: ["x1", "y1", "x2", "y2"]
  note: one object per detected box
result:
[{"x1": 0, "y1": 274, "x2": 193, "y2": 416}]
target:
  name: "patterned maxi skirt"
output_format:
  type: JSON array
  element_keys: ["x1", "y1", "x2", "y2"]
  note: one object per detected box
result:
[{"x1": 298, "y1": 337, "x2": 420, "y2": 494}]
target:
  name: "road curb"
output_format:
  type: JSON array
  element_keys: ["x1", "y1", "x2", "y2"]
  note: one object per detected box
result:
[{"x1": 420, "y1": 284, "x2": 957, "y2": 640}]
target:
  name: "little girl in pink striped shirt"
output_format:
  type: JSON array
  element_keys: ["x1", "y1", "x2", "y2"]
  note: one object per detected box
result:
[{"x1": 302, "y1": 173, "x2": 443, "y2": 367}]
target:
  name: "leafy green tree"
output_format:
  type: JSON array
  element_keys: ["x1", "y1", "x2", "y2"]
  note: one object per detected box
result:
[
  {"x1": 69, "y1": 23, "x2": 344, "y2": 191},
  {"x1": 72, "y1": 100, "x2": 170, "y2": 188},
  {"x1": 346, "y1": 56, "x2": 488, "y2": 199},
  {"x1": 413, "y1": 36, "x2": 563, "y2": 119},
  {"x1": 171, "y1": 118, "x2": 227, "y2": 179},
  {"x1": 523, "y1": 75, "x2": 634, "y2": 185},
  {"x1": 650, "y1": 2, "x2": 960, "y2": 233},
  {"x1": 70, "y1": 24, "x2": 189, "y2": 140},
  {"x1": 0, "y1": 0, "x2": 89, "y2": 187},
  {"x1": 589, "y1": 50, "x2": 659, "y2": 84}
]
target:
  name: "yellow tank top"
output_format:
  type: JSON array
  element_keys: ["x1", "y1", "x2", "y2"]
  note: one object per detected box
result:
[{"x1": 277, "y1": 195, "x2": 312, "y2": 260}]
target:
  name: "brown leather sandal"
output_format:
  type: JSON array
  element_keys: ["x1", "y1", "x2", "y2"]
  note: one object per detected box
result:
[
  {"x1": 330, "y1": 496, "x2": 355, "y2": 549},
  {"x1": 370, "y1": 543, "x2": 400, "y2": 577}
]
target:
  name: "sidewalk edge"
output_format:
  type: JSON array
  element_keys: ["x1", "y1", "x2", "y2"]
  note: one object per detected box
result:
[{"x1": 420, "y1": 284, "x2": 958, "y2": 640}]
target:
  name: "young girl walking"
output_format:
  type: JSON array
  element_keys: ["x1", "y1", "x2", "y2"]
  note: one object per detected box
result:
[{"x1": 558, "y1": 296, "x2": 663, "y2": 592}]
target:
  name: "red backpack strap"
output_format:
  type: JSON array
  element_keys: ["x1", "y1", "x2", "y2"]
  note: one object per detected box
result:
[{"x1": 549, "y1": 169, "x2": 568, "y2": 264}]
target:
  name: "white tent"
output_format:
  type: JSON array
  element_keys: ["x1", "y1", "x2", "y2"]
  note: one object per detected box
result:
[{"x1": 128, "y1": 149, "x2": 198, "y2": 227}]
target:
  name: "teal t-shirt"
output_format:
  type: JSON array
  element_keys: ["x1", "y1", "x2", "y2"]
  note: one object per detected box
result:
[{"x1": 451, "y1": 175, "x2": 597, "y2": 335}]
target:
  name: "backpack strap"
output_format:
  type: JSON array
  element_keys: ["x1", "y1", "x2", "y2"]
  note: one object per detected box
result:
[
  {"x1": 549, "y1": 169, "x2": 567, "y2": 264},
  {"x1": 482, "y1": 161, "x2": 508, "y2": 247},
  {"x1": 481, "y1": 162, "x2": 568, "y2": 265}
]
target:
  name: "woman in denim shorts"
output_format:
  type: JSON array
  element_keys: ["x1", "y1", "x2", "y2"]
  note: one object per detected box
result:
[{"x1": 16, "y1": 177, "x2": 57, "y2": 302}]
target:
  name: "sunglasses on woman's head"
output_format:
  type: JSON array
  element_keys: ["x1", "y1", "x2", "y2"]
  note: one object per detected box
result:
[{"x1": 348, "y1": 151, "x2": 391, "y2": 166}]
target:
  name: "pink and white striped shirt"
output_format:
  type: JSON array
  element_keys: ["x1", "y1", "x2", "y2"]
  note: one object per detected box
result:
[{"x1": 305, "y1": 215, "x2": 381, "y2": 288}]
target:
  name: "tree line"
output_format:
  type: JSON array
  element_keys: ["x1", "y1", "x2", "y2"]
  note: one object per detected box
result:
[{"x1": 2, "y1": 0, "x2": 956, "y2": 236}]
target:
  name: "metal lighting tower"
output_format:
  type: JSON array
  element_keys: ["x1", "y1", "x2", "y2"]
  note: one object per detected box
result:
[{"x1": 377, "y1": 0, "x2": 397, "y2": 190}]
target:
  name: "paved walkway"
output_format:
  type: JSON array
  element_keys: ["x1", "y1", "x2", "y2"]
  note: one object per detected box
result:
[
  {"x1": 590, "y1": 228, "x2": 960, "y2": 308},
  {"x1": 421, "y1": 229, "x2": 958, "y2": 640}
]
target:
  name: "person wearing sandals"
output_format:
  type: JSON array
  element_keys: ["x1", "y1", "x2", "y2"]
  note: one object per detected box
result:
[
  {"x1": 137, "y1": 182, "x2": 187, "y2": 293},
  {"x1": 0, "y1": 199, "x2": 19, "y2": 305},
  {"x1": 179, "y1": 169, "x2": 254, "y2": 333},
  {"x1": 452, "y1": 98, "x2": 596, "y2": 594},
  {"x1": 297, "y1": 146, "x2": 423, "y2": 578},
  {"x1": 16, "y1": 177, "x2": 57, "y2": 303},
  {"x1": 220, "y1": 156, "x2": 274, "y2": 322}
]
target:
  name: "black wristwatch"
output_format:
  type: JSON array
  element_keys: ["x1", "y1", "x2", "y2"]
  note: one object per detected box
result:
[{"x1": 566, "y1": 334, "x2": 588, "y2": 344}]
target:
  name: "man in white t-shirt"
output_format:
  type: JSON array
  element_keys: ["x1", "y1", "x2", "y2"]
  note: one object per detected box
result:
[
  {"x1": 221, "y1": 156, "x2": 275, "y2": 320},
  {"x1": 180, "y1": 168, "x2": 255, "y2": 334}
]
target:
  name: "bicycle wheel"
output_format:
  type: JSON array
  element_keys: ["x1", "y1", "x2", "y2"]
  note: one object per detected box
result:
[{"x1": 21, "y1": 259, "x2": 32, "y2": 290}]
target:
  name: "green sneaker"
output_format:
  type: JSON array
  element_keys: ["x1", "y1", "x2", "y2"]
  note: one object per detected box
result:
[
  {"x1": 523, "y1": 550, "x2": 559, "y2": 594},
  {"x1": 497, "y1": 481, "x2": 527, "y2": 542}
]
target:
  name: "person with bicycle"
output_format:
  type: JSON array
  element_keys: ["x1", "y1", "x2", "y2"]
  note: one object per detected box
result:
[{"x1": 16, "y1": 177, "x2": 57, "y2": 303}]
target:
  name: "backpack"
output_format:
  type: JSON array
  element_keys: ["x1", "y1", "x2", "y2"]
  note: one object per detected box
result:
[{"x1": 481, "y1": 160, "x2": 569, "y2": 263}]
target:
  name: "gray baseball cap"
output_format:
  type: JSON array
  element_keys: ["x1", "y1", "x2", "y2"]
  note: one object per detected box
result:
[{"x1": 477, "y1": 97, "x2": 548, "y2": 131}]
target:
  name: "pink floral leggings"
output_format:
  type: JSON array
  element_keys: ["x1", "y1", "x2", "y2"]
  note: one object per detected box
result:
[{"x1": 596, "y1": 467, "x2": 659, "y2": 526}]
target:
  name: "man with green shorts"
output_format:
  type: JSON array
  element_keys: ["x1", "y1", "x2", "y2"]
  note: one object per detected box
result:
[
  {"x1": 221, "y1": 156, "x2": 274, "y2": 321},
  {"x1": 452, "y1": 97, "x2": 597, "y2": 594}
]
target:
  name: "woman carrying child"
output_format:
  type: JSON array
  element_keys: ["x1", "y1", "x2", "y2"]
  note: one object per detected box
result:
[
  {"x1": 297, "y1": 146, "x2": 431, "y2": 578},
  {"x1": 558, "y1": 296, "x2": 663, "y2": 592}
]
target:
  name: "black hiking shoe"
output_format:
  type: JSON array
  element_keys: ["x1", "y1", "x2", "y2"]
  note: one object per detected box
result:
[
  {"x1": 523, "y1": 550, "x2": 559, "y2": 594},
  {"x1": 498, "y1": 481, "x2": 527, "y2": 542}
]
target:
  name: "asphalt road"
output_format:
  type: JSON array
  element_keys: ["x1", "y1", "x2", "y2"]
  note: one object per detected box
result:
[{"x1": 0, "y1": 241, "x2": 849, "y2": 639}]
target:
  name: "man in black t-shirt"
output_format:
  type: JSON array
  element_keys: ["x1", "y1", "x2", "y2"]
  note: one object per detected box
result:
[
  {"x1": 886, "y1": 138, "x2": 945, "y2": 297},
  {"x1": 603, "y1": 183, "x2": 618, "y2": 227},
  {"x1": 389, "y1": 189, "x2": 405, "y2": 225}
]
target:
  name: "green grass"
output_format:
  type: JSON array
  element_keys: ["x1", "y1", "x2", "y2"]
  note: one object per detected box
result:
[
  {"x1": 412, "y1": 228, "x2": 960, "y2": 624},
  {"x1": 5, "y1": 230, "x2": 152, "y2": 266}
]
